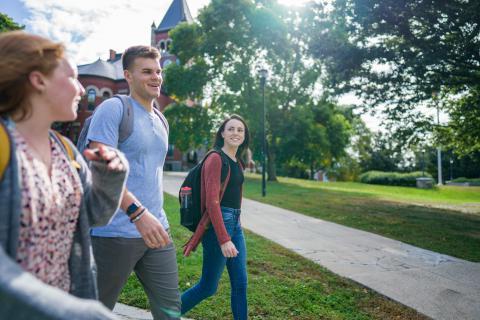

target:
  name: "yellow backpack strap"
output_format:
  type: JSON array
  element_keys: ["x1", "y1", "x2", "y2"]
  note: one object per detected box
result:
[
  {"x1": 52, "y1": 131, "x2": 81, "y2": 170},
  {"x1": 0, "y1": 122, "x2": 10, "y2": 181}
]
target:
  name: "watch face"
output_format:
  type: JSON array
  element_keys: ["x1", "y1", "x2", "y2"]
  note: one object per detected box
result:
[{"x1": 126, "y1": 202, "x2": 140, "y2": 215}]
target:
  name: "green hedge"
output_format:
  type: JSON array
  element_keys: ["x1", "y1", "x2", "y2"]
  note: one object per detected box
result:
[
  {"x1": 451, "y1": 177, "x2": 480, "y2": 185},
  {"x1": 359, "y1": 171, "x2": 434, "y2": 187}
]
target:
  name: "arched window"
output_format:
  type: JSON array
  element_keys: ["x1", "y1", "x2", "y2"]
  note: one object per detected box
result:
[
  {"x1": 102, "y1": 91, "x2": 111, "y2": 99},
  {"x1": 87, "y1": 89, "x2": 96, "y2": 110},
  {"x1": 160, "y1": 41, "x2": 166, "y2": 51},
  {"x1": 166, "y1": 39, "x2": 172, "y2": 52}
]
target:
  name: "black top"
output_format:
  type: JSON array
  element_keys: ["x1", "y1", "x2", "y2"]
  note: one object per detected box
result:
[{"x1": 220, "y1": 155, "x2": 244, "y2": 209}]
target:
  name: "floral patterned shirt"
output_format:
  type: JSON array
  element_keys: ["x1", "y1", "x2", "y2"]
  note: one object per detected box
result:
[{"x1": 13, "y1": 128, "x2": 82, "y2": 292}]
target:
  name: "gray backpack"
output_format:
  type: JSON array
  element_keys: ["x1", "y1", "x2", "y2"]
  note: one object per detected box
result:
[{"x1": 76, "y1": 94, "x2": 169, "y2": 154}]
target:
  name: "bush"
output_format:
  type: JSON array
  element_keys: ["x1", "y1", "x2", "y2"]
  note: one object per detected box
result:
[
  {"x1": 359, "y1": 171, "x2": 434, "y2": 187},
  {"x1": 280, "y1": 159, "x2": 310, "y2": 179},
  {"x1": 451, "y1": 177, "x2": 480, "y2": 185}
]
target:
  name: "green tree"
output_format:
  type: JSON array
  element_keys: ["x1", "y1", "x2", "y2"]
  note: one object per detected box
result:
[
  {"x1": 278, "y1": 99, "x2": 351, "y2": 179},
  {"x1": 163, "y1": 102, "x2": 213, "y2": 153},
  {"x1": 360, "y1": 132, "x2": 407, "y2": 172},
  {"x1": 0, "y1": 13, "x2": 23, "y2": 32},
  {"x1": 165, "y1": 0, "x2": 352, "y2": 180},
  {"x1": 307, "y1": 0, "x2": 480, "y2": 154},
  {"x1": 435, "y1": 87, "x2": 480, "y2": 155}
]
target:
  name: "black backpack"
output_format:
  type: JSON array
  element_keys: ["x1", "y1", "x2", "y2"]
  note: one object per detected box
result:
[{"x1": 179, "y1": 149, "x2": 229, "y2": 232}]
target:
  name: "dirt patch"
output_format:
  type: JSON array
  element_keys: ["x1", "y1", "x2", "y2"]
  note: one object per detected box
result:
[{"x1": 410, "y1": 202, "x2": 480, "y2": 215}]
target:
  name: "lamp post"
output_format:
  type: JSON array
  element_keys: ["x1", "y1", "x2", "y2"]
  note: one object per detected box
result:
[
  {"x1": 259, "y1": 68, "x2": 268, "y2": 197},
  {"x1": 421, "y1": 149, "x2": 425, "y2": 177},
  {"x1": 450, "y1": 157, "x2": 453, "y2": 181},
  {"x1": 432, "y1": 91, "x2": 443, "y2": 185}
]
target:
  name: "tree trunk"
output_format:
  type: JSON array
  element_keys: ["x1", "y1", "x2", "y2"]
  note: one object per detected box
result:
[
  {"x1": 267, "y1": 148, "x2": 277, "y2": 181},
  {"x1": 310, "y1": 162, "x2": 315, "y2": 180}
]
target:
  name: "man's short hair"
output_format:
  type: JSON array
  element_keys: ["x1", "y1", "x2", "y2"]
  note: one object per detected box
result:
[{"x1": 122, "y1": 45, "x2": 161, "y2": 71}]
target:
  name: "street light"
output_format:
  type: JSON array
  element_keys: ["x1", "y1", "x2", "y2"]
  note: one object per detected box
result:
[
  {"x1": 450, "y1": 157, "x2": 454, "y2": 181},
  {"x1": 421, "y1": 149, "x2": 426, "y2": 177},
  {"x1": 259, "y1": 68, "x2": 268, "y2": 197},
  {"x1": 432, "y1": 91, "x2": 443, "y2": 185}
]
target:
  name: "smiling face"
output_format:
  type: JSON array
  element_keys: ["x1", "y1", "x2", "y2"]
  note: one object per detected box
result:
[
  {"x1": 43, "y1": 58, "x2": 85, "y2": 122},
  {"x1": 125, "y1": 57, "x2": 162, "y2": 100},
  {"x1": 221, "y1": 119, "x2": 246, "y2": 149}
]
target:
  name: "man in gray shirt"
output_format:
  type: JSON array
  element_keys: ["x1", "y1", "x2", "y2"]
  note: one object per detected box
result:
[{"x1": 86, "y1": 46, "x2": 180, "y2": 319}]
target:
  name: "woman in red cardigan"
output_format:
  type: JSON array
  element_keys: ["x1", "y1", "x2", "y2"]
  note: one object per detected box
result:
[{"x1": 181, "y1": 114, "x2": 250, "y2": 320}]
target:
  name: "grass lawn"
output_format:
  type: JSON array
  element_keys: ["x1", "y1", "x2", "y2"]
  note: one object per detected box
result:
[
  {"x1": 249, "y1": 174, "x2": 480, "y2": 205},
  {"x1": 243, "y1": 174, "x2": 480, "y2": 262},
  {"x1": 119, "y1": 194, "x2": 427, "y2": 320}
]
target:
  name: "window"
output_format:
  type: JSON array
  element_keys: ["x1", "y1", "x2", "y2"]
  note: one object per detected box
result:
[
  {"x1": 167, "y1": 144, "x2": 174, "y2": 157},
  {"x1": 102, "y1": 91, "x2": 111, "y2": 100},
  {"x1": 87, "y1": 89, "x2": 96, "y2": 110}
]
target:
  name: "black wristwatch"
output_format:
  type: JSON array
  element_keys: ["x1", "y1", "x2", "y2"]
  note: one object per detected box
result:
[{"x1": 126, "y1": 202, "x2": 141, "y2": 217}]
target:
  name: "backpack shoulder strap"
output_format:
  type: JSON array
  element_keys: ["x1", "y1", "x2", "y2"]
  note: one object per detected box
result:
[
  {"x1": 219, "y1": 151, "x2": 230, "y2": 183},
  {"x1": 0, "y1": 121, "x2": 11, "y2": 181},
  {"x1": 113, "y1": 94, "x2": 134, "y2": 144},
  {"x1": 153, "y1": 107, "x2": 169, "y2": 135},
  {"x1": 51, "y1": 131, "x2": 81, "y2": 170},
  {"x1": 210, "y1": 149, "x2": 230, "y2": 183}
]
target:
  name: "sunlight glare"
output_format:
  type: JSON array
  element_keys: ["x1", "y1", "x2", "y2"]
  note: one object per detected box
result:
[{"x1": 277, "y1": 0, "x2": 311, "y2": 6}]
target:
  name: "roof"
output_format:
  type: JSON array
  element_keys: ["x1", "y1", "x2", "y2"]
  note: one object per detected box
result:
[
  {"x1": 156, "y1": 0, "x2": 193, "y2": 33},
  {"x1": 78, "y1": 58, "x2": 124, "y2": 80}
]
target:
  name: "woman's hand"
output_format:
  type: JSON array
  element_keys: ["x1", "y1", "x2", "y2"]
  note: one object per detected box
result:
[
  {"x1": 220, "y1": 241, "x2": 239, "y2": 258},
  {"x1": 83, "y1": 145, "x2": 126, "y2": 172}
]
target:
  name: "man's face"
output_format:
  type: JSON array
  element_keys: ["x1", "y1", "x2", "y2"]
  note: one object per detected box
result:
[{"x1": 125, "y1": 57, "x2": 162, "y2": 100}]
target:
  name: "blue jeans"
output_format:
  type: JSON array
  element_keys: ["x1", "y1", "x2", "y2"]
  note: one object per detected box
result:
[{"x1": 181, "y1": 207, "x2": 248, "y2": 319}]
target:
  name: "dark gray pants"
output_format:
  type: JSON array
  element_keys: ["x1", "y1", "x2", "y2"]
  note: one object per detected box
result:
[{"x1": 91, "y1": 237, "x2": 181, "y2": 320}]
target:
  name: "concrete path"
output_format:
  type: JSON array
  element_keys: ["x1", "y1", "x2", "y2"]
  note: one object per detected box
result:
[
  {"x1": 113, "y1": 303, "x2": 193, "y2": 320},
  {"x1": 113, "y1": 303, "x2": 153, "y2": 320},
  {"x1": 163, "y1": 172, "x2": 480, "y2": 320}
]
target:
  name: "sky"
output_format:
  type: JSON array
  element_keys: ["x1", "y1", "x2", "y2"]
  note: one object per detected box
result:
[
  {"x1": 1, "y1": 0, "x2": 386, "y2": 129},
  {"x1": 1, "y1": 0, "x2": 312, "y2": 64},
  {"x1": 1, "y1": 0, "x2": 212, "y2": 64}
]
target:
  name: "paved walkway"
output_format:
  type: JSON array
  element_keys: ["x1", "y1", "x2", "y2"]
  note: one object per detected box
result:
[
  {"x1": 113, "y1": 303, "x2": 153, "y2": 320},
  {"x1": 163, "y1": 172, "x2": 480, "y2": 320},
  {"x1": 113, "y1": 303, "x2": 193, "y2": 320}
]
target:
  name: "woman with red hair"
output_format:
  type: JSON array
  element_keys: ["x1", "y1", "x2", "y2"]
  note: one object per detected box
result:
[{"x1": 0, "y1": 31, "x2": 128, "y2": 319}]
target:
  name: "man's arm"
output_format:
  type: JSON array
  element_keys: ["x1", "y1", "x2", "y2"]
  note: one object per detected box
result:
[{"x1": 89, "y1": 141, "x2": 170, "y2": 249}]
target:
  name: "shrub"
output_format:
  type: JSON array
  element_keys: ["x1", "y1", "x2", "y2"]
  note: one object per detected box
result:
[
  {"x1": 359, "y1": 171, "x2": 434, "y2": 187},
  {"x1": 280, "y1": 159, "x2": 310, "y2": 179},
  {"x1": 451, "y1": 177, "x2": 480, "y2": 185}
]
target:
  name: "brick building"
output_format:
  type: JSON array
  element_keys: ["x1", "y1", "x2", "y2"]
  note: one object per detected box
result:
[{"x1": 59, "y1": 0, "x2": 193, "y2": 171}]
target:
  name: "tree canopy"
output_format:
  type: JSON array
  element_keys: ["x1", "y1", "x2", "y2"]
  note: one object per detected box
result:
[
  {"x1": 165, "y1": 0, "x2": 353, "y2": 180},
  {"x1": 0, "y1": 13, "x2": 23, "y2": 32},
  {"x1": 163, "y1": 102, "x2": 213, "y2": 153},
  {"x1": 308, "y1": 0, "x2": 480, "y2": 154}
]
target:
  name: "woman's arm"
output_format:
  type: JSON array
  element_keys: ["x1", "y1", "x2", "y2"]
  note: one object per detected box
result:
[
  {"x1": 75, "y1": 143, "x2": 129, "y2": 227},
  {"x1": 202, "y1": 154, "x2": 231, "y2": 245},
  {"x1": 0, "y1": 247, "x2": 116, "y2": 320}
]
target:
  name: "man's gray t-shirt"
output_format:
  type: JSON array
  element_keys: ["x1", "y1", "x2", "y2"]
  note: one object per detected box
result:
[{"x1": 87, "y1": 97, "x2": 169, "y2": 237}]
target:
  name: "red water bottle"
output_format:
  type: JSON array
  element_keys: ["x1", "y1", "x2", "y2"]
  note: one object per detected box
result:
[
  {"x1": 180, "y1": 187, "x2": 192, "y2": 227},
  {"x1": 180, "y1": 187, "x2": 192, "y2": 209}
]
